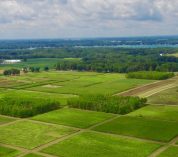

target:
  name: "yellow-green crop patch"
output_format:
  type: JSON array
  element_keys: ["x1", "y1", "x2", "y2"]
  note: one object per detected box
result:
[
  {"x1": 128, "y1": 105, "x2": 178, "y2": 122},
  {"x1": 0, "y1": 120, "x2": 76, "y2": 149},
  {"x1": 32, "y1": 108, "x2": 114, "y2": 128},
  {"x1": 148, "y1": 86, "x2": 178, "y2": 105},
  {"x1": 41, "y1": 131, "x2": 161, "y2": 157},
  {"x1": 93, "y1": 116, "x2": 178, "y2": 142},
  {"x1": 0, "y1": 145, "x2": 20, "y2": 157}
]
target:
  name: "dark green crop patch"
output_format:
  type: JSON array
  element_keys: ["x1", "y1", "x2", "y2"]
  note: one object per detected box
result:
[
  {"x1": 0, "y1": 93, "x2": 60, "y2": 118},
  {"x1": 68, "y1": 95, "x2": 147, "y2": 115},
  {"x1": 127, "y1": 71, "x2": 175, "y2": 80}
]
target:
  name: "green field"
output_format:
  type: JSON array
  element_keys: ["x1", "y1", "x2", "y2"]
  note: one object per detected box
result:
[
  {"x1": 93, "y1": 116, "x2": 178, "y2": 142},
  {"x1": 158, "y1": 146, "x2": 178, "y2": 157},
  {"x1": 0, "y1": 58, "x2": 60, "y2": 70},
  {"x1": 42, "y1": 131, "x2": 161, "y2": 157},
  {"x1": 0, "y1": 71, "x2": 154, "y2": 106},
  {"x1": 0, "y1": 70, "x2": 177, "y2": 157},
  {"x1": 128, "y1": 105, "x2": 178, "y2": 122},
  {"x1": 148, "y1": 86, "x2": 178, "y2": 105},
  {"x1": 27, "y1": 72, "x2": 153, "y2": 95},
  {"x1": 0, "y1": 145, "x2": 20, "y2": 157},
  {"x1": 32, "y1": 108, "x2": 114, "y2": 128},
  {"x1": 23, "y1": 153, "x2": 44, "y2": 157},
  {"x1": 0, "y1": 120, "x2": 76, "y2": 149}
]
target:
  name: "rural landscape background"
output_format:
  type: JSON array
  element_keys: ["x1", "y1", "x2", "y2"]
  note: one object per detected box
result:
[{"x1": 0, "y1": 1, "x2": 178, "y2": 157}]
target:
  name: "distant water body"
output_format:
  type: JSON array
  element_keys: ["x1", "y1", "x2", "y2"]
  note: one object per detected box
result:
[{"x1": 75, "y1": 44, "x2": 178, "y2": 48}]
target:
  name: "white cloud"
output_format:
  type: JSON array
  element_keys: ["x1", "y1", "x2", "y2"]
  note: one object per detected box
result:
[{"x1": 0, "y1": 0, "x2": 177, "y2": 38}]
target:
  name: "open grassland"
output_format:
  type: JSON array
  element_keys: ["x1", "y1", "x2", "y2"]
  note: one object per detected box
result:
[
  {"x1": 157, "y1": 146, "x2": 178, "y2": 157},
  {"x1": 148, "y1": 86, "x2": 178, "y2": 105},
  {"x1": 0, "y1": 145, "x2": 20, "y2": 157},
  {"x1": 42, "y1": 131, "x2": 161, "y2": 157},
  {"x1": 0, "y1": 120, "x2": 76, "y2": 149},
  {"x1": 27, "y1": 72, "x2": 153, "y2": 95},
  {"x1": 128, "y1": 105, "x2": 178, "y2": 122},
  {"x1": 32, "y1": 108, "x2": 114, "y2": 128},
  {"x1": 93, "y1": 116, "x2": 178, "y2": 142}
]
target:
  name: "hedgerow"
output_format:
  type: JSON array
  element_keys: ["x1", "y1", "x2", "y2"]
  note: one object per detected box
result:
[
  {"x1": 67, "y1": 95, "x2": 147, "y2": 114},
  {"x1": 126, "y1": 71, "x2": 175, "y2": 80}
]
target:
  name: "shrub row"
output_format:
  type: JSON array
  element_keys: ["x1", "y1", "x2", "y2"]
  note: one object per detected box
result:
[
  {"x1": 67, "y1": 95, "x2": 147, "y2": 114},
  {"x1": 3, "y1": 68, "x2": 20, "y2": 76},
  {"x1": 127, "y1": 71, "x2": 175, "y2": 80},
  {"x1": 0, "y1": 93, "x2": 60, "y2": 118}
]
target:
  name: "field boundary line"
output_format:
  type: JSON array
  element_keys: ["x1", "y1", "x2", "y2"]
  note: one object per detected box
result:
[
  {"x1": 0, "y1": 143, "x2": 28, "y2": 152},
  {"x1": 0, "y1": 119, "x2": 23, "y2": 127},
  {"x1": 148, "y1": 136, "x2": 178, "y2": 157}
]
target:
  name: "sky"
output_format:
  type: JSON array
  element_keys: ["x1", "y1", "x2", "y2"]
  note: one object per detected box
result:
[{"x1": 0, "y1": 0, "x2": 178, "y2": 39}]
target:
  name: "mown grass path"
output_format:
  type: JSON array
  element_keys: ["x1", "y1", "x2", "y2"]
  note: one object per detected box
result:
[{"x1": 116, "y1": 75, "x2": 178, "y2": 98}]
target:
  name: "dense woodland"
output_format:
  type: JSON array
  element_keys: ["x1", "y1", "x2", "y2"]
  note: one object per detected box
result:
[{"x1": 1, "y1": 47, "x2": 178, "y2": 73}]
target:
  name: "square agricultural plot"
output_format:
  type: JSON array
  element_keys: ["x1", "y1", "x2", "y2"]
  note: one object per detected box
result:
[
  {"x1": 41, "y1": 131, "x2": 161, "y2": 157},
  {"x1": 0, "y1": 120, "x2": 76, "y2": 149},
  {"x1": 32, "y1": 108, "x2": 114, "y2": 128},
  {"x1": 128, "y1": 105, "x2": 178, "y2": 122},
  {"x1": 148, "y1": 86, "x2": 178, "y2": 105},
  {"x1": 0, "y1": 145, "x2": 20, "y2": 157},
  {"x1": 93, "y1": 116, "x2": 178, "y2": 142}
]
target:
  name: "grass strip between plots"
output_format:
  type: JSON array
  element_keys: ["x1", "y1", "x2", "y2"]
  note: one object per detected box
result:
[
  {"x1": 0, "y1": 115, "x2": 15, "y2": 125},
  {"x1": 0, "y1": 145, "x2": 20, "y2": 157}
]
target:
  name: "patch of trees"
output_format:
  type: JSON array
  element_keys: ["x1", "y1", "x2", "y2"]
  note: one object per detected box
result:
[
  {"x1": 68, "y1": 95, "x2": 147, "y2": 114},
  {"x1": 22, "y1": 67, "x2": 41, "y2": 73},
  {"x1": 1, "y1": 47, "x2": 178, "y2": 73},
  {"x1": 0, "y1": 94, "x2": 60, "y2": 118},
  {"x1": 127, "y1": 71, "x2": 175, "y2": 80},
  {"x1": 3, "y1": 69, "x2": 20, "y2": 76}
]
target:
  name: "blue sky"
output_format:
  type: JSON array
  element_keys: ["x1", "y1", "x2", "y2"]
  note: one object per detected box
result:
[{"x1": 0, "y1": 0, "x2": 178, "y2": 39}]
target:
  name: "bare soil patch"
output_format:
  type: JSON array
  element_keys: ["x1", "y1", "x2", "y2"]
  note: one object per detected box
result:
[{"x1": 42, "y1": 85, "x2": 62, "y2": 88}]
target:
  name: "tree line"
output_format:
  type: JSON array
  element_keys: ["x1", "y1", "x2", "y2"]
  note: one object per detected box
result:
[{"x1": 1, "y1": 47, "x2": 178, "y2": 73}]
